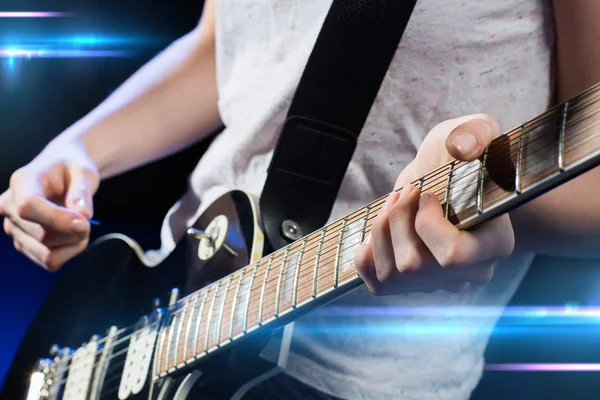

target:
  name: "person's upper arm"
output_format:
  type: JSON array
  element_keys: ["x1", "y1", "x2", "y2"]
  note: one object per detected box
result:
[
  {"x1": 509, "y1": 1, "x2": 600, "y2": 256},
  {"x1": 553, "y1": 0, "x2": 600, "y2": 101},
  {"x1": 190, "y1": 0, "x2": 217, "y2": 57}
]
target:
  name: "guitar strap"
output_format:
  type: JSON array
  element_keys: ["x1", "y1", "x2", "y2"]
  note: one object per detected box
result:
[{"x1": 260, "y1": 0, "x2": 418, "y2": 251}]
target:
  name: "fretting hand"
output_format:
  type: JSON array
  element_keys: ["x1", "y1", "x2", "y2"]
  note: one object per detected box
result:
[{"x1": 354, "y1": 114, "x2": 515, "y2": 295}]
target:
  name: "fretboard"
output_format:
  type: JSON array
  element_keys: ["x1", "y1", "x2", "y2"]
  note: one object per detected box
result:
[{"x1": 153, "y1": 82, "x2": 600, "y2": 378}]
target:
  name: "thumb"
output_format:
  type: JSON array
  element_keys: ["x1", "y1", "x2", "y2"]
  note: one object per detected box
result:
[
  {"x1": 445, "y1": 115, "x2": 501, "y2": 161},
  {"x1": 64, "y1": 166, "x2": 96, "y2": 220}
]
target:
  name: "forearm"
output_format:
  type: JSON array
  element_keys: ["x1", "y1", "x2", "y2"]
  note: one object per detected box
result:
[
  {"x1": 510, "y1": 0, "x2": 600, "y2": 258},
  {"x1": 47, "y1": 17, "x2": 220, "y2": 179}
]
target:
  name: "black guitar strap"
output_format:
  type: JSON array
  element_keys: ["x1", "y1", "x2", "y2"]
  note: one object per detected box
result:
[{"x1": 260, "y1": 0, "x2": 418, "y2": 251}]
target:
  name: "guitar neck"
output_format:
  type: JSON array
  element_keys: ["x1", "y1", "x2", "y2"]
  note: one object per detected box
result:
[{"x1": 153, "y1": 82, "x2": 600, "y2": 378}]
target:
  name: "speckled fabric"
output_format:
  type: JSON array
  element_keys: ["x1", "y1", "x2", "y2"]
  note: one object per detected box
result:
[{"x1": 152, "y1": 1, "x2": 556, "y2": 398}]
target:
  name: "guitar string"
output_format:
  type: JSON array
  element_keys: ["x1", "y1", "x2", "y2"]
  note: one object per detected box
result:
[
  {"x1": 141, "y1": 126, "x2": 600, "y2": 374},
  {"x1": 58, "y1": 109, "x2": 598, "y2": 395},
  {"x1": 408, "y1": 83, "x2": 600, "y2": 194},
  {"x1": 416, "y1": 91, "x2": 600, "y2": 196},
  {"x1": 166, "y1": 122, "x2": 600, "y2": 350},
  {"x1": 37, "y1": 90, "x2": 600, "y2": 390},
  {"x1": 161, "y1": 86, "x2": 600, "y2": 317},
  {"x1": 51, "y1": 332, "x2": 153, "y2": 387},
  {"x1": 45, "y1": 324, "x2": 142, "y2": 367},
  {"x1": 139, "y1": 116, "x2": 600, "y2": 369},
  {"x1": 177, "y1": 111, "x2": 600, "y2": 331},
  {"x1": 107, "y1": 89, "x2": 600, "y2": 341},
  {"x1": 43, "y1": 132, "x2": 600, "y2": 394},
  {"x1": 103, "y1": 114, "x2": 600, "y2": 372},
  {"x1": 48, "y1": 322, "x2": 161, "y2": 388},
  {"x1": 164, "y1": 92, "x2": 600, "y2": 324}
]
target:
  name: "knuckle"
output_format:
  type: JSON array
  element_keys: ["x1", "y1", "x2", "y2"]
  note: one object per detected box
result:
[
  {"x1": 15, "y1": 197, "x2": 34, "y2": 218},
  {"x1": 9, "y1": 168, "x2": 26, "y2": 189},
  {"x1": 42, "y1": 252, "x2": 63, "y2": 272},
  {"x1": 375, "y1": 260, "x2": 397, "y2": 285},
  {"x1": 396, "y1": 247, "x2": 423, "y2": 274},
  {"x1": 438, "y1": 241, "x2": 463, "y2": 269},
  {"x1": 388, "y1": 205, "x2": 410, "y2": 225}
]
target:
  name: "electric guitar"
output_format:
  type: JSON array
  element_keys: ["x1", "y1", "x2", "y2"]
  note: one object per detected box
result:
[{"x1": 8, "y1": 81, "x2": 600, "y2": 400}]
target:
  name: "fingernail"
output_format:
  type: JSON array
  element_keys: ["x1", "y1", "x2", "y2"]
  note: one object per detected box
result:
[
  {"x1": 72, "y1": 198, "x2": 87, "y2": 208},
  {"x1": 419, "y1": 193, "x2": 431, "y2": 210},
  {"x1": 71, "y1": 218, "x2": 88, "y2": 233},
  {"x1": 383, "y1": 192, "x2": 399, "y2": 210},
  {"x1": 451, "y1": 131, "x2": 477, "y2": 154}
]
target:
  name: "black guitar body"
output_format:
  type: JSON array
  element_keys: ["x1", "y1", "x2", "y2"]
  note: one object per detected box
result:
[{"x1": 1, "y1": 190, "x2": 290, "y2": 400}]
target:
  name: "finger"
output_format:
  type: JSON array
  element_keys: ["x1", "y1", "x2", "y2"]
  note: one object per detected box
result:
[
  {"x1": 10, "y1": 223, "x2": 88, "y2": 271},
  {"x1": 9, "y1": 223, "x2": 51, "y2": 267},
  {"x1": 65, "y1": 166, "x2": 95, "y2": 219},
  {"x1": 4, "y1": 217, "x2": 13, "y2": 236},
  {"x1": 10, "y1": 168, "x2": 89, "y2": 234},
  {"x1": 370, "y1": 191, "x2": 401, "y2": 292},
  {"x1": 445, "y1": 115, "x2": 501, "y2": 161},
  {"x1": 10, "y1": 215, "x2": 84, "y2": 247},
  {"x1": 415, "y1": 193, "x2": 514, "y2": 268},
  {"x1": 354, "y1": 236, "x2": 380, "y2": 295},
  {"x1": 387, "y1": 185, "x2": 429, "y2": 274},
  {"x1": 11, "y1": 194, "x2": 89, "y2": 236},
  {"x1": 355, "y1": 191, "x2": 401, "y2": 295}
]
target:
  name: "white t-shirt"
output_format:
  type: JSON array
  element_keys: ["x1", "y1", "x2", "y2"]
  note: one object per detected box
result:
[{"x1": 154, "y1": 0, "x2": 556, "y2": 398}]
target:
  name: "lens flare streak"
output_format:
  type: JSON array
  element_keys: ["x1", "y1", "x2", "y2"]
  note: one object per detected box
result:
[
  {"x1": 0, "y1": 12, "x2": 71, "y2": 18},
  {"x1": 485, "y1": 364, "x2": 600, "y2": 371},
  {"x1": 0, "y1": 48, "x2": 131, "y2": 58}
]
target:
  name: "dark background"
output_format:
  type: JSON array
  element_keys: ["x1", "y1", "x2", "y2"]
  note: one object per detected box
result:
[{"x1": 1, "y1": 0, "x2": 600, "y2": 398}]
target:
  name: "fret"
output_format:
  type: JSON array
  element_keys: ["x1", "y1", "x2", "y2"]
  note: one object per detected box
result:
[
  {"x1": 334, "y1": 219, "x2": 348, "y2": 289},
  {"x1": 258, "y1": 256, "x2": 274, "y2": 325},
  {"x1": 144, "y1": 83, "x2": 600, "y2": 383},
  {"x1": 190, "y1": 290, "x2": 208, "y2": 360},
  {"x1": 559, "y1": 101, "x2": 569, "y2": 172},
  {"x1": 172, "y1": 300, "x2": 188, "y2": 368},
  {"x1": 292, "y1": 240, "x2": 307, "y2": 308},
  {"x1": 444, "y1": 161, "x2": 456, "y2": 220},
  {"x1": 203, "y1": 286, "x2": 219, "y2": 353},
  {"x1": 361, "y1": 206, "x2": 370, "y2": 242},
  {"x1": 516, "y1": 124, "x2": 526, "y2": 194},
  {"x1": 214, "y1": 278, "x2": 232, "y2": 348},
  {"x1": 312, "y1": 229, "x2": 326, "y2": 298},
  {"x1": 477, "y1": 149, "x2": 488, "y2": 214},
  {"x1": 243, "y1": 263, "x2": 259, "y2": 333},
  {"x1": 274, "y1": 248, "x2": 290, "y2": 317},
  {"x1": 183, "y1": 293, "x2": 200, "y2": 362},
  {"x1": 229, "y1": 271, "x2": 245, "y2": 340}
]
